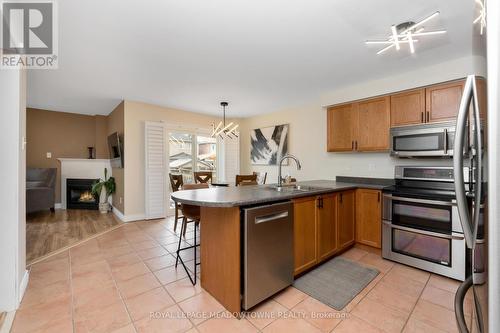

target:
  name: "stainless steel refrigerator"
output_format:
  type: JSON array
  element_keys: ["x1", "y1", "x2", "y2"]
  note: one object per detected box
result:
[{"x1": 453, "y1": 75, "x2": 487, "y2": 332}]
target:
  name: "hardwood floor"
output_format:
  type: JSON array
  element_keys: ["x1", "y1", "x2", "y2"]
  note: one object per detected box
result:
[{"x1": 26, "y1": 209, "x2": 122, "y2": 264}]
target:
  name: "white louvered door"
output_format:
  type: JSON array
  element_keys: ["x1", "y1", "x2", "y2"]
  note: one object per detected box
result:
[{"x1": 145, "y1": 121, "x2": 166, "y2": 219}]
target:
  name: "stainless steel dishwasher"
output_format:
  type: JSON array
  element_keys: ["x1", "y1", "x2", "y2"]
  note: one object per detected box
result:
[{"x1": 242, "y1": 201, "x2": 294, "y2": 310}]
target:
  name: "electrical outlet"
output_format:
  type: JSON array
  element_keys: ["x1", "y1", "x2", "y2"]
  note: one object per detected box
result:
[
  {"x1": 119, "y1": 197, "x2": 123, "y2": 204},
  {"x1": 46, "y1": 152, "x2": 52, "y2": 158}
]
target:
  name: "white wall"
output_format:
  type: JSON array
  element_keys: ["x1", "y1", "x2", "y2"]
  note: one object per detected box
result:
[
  {"x1": 239, "y1": 55, "x2": 487, "y2": 182},
  {"x1": 0, "y1": 68, "x2": 27, "y2": 311}
]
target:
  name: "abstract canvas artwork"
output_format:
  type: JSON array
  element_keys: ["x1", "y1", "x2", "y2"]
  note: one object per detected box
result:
[{"x1": 250, "y1": 124, "x2": 289, "y2": 165}]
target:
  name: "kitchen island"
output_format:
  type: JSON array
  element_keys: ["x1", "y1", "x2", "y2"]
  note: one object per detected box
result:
[{"x1": 171, "y1": 179, "x2": 390, "y2": 314}]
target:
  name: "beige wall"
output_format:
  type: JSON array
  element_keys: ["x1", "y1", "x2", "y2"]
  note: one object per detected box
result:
[
  {"x1": 107, "y1": 102, "x2": 125, "y2": 214},
  {"x1": 26, "y1": 108, "x2": 106, "y2": 203},
  {"x1": 26, "y1": 103, "x2": 126, "y2": 214},
  {"x1": 239, "y1": 56, "x2": 487, "y2": 182},
  {"x1": 95, "y1": 115, "x2": 109, "y2": 159},
  {"x1": 123, "y1": 100, "x2": 220, "y2": 217}
]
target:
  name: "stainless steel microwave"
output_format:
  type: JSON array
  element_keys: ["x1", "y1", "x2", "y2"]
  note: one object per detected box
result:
[{"x1": 390, "y1": 121, "x2": 466, "y2": 158}]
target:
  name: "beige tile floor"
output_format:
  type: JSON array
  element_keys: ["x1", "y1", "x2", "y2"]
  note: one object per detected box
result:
[{"x1": 11, "y1": 217, "x2": 472, "y2": 333}]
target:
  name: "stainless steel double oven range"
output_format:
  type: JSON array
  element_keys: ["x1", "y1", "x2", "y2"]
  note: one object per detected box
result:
[{"x1": 382, "y1": 166, "x2": 470, "y2": 281}]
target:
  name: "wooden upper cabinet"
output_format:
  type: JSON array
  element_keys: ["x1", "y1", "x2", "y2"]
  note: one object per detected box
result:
[
  {"x1": 327, "y1": 104, "x2": 355, "y2": 152},
  {"x1": 390, "y1": 88, "x2": 425, "y2": 127},
  {"x1": 355, "y1": 189, "x2": 382, "y2": 249},
  {"x1": 337, "y1": 190, "x2": 355, "y2": 249},
  {"x1": 293, "y1": 196, "x2": 318, "y2": 275},
  {"x1": 426, "y1": 80, "x2": 465, "y2": 123},
  {"x1": 327, "y1": 97, "x2": 389, "y2": 152},
  {"x1": 317, "y1": 194, "x2": 338, "y2": 261},
  {"x1": 357, "y1": 97, "x2": 390, "y2": 151}
]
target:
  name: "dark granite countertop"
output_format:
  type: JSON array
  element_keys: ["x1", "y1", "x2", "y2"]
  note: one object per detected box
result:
[{"x1": 171, "y1": 179, "x2": 393, "y2": 208}]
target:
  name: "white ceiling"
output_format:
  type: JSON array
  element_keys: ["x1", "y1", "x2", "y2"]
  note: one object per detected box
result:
[{"x1": 27, "y1": 0, "x2": 477, "y2": 117}]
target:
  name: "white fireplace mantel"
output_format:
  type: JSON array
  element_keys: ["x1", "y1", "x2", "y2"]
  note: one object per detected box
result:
[{"x1": 58, "y1": 158, "x2": 112, "y2": 209}]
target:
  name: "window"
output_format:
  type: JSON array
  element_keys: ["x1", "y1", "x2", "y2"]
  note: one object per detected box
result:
[{"x1": 167, "y1": 130, "x2": 219, "y2": 214}]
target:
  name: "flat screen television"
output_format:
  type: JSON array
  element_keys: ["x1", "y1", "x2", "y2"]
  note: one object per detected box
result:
[{"x1": 108, "y1": 132, "x2": 124, "y2": 168}]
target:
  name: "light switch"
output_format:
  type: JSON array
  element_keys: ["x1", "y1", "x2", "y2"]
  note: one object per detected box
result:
[{"x1": 46, "y1": 152, "x2": 52, "y2": 158}]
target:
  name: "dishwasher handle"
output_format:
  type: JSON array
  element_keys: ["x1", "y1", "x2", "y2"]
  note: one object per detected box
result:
[{"x1": 255, "y1": 211, "x2": 289, "y2": 224}]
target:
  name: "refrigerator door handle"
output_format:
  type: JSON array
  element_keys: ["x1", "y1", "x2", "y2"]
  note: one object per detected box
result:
[
  {"x1": 471, "y1": 77, "x2": 482, "y2": 250},
  {"x1": 454, "y1": 275, "x2": 473, "y2": 333},
  {"x1": 454, "y1": 75, "x2": 475, "y2": 249}
]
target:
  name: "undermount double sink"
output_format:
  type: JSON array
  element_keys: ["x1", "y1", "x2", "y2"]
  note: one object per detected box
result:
[{"x1": 265, "y1": 185, "x2": 327, "y2": 193}]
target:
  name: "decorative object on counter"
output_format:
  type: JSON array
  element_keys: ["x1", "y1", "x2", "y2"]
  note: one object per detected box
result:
[
  {"x1": 365, "y1": 11, "x2": 446, "y2": 55},
  {"x1": 211, "y1": 101, "x2": 239, "y2": 139},
  {"x1": 91, "y1": 167, "x2": 116, "y2": 214},
  {"x1": 251, "y1": 124, "x2": 289, "y2": 165},
  {"x1": 87, "y1": 146, "x2": 95, "y2": 159},
  {"x1": 294, "y1": 257, "x2": 379, "y2": 310}
]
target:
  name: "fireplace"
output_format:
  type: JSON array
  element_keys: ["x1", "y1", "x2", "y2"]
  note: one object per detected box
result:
[{"x1": 66, "y1": 178, "x2": 99, "y2": 210}]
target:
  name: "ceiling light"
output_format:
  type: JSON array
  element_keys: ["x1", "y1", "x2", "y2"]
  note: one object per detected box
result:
[
  {"x1": 211, "y1": 102, "x2": 239, "y2": 139},
  {"x1": 366, "y1": 11, "x2": 446, "y2": 55},
  {"x1": 474, "y1": 0, "x2": 486, "y2": 35}
]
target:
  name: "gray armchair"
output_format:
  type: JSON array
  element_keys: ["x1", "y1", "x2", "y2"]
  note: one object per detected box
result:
[{"x1": 26, "y1": 168, "x2": 57, "y2": 213}]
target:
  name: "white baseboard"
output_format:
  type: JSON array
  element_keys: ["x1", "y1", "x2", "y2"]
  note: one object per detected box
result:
[
  {"x1": 112, "y1": 207, "x2": 145, "y2": 223},
  {"x1": 17, "y1": 269, "x2": 29, "y2": 306},
  {"x1": 0, "y1": 311, "x2": 15, "y2": 333},
  {"x1": 124, "y1": 214, "x2": 146, "y2": 222},
  {"x1": 54, "y1": 203, "x2": 62, "y2": 209},
  {"x1": 112, "y1": 207, "x2": 126, "y2": 221}
]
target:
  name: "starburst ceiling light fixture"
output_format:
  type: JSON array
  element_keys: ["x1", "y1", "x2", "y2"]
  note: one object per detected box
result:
[
  {"x1": 474, "y1": 0, "x2": 486, "y2": 35},
  {"x1": 211, "y1": 102, "x2": 239, "y2": 139},
  {"x1": 365, "y1": 11, "x2": 446, "y2": 55}
]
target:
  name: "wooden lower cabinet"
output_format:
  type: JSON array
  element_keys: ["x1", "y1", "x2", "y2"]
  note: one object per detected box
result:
[
  {"x1": 293, "y1": 196, "x2": 318, "y2": 275},
  {"x1": 337, "y1": 190, "x2": 356, "y2": 249},
  {"x1": 355, "y1": 189, "x2": 382, "y2": 248},
  {"x1": 317, "y1": 194, "x2": 338, "y2": 261},
  {"x1": 293, "y1": 191, "x2": 354, "y2": 275}
]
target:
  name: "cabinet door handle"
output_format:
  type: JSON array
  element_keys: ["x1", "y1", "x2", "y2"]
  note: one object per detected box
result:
[
  {"x1": 351, "y1": 141, "x2": 354, "y2": 150},
  {"x1": 378, "y1": 192, "x2": 380, "y2": 202},
  {"x1": 421, "y1": 112, "x2": 424, "y2": 123},
  {"x1": 426, "y1": 111, "x2": 430, "y2": 122},
  {"x1": 355, "y1": 141, "x2": 358, "y2": 150},
  {"x1": 340, "y1": 193, "x2": 343, "y2": 203}
]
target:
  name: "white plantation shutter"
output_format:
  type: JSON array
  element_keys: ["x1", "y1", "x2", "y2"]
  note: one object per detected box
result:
[
  {"x1": 145, "y1": 121, "x2": 166, "y2": 219},
  {"x1": 219, "y1": 135, "x2": 240, "y2": 183}
]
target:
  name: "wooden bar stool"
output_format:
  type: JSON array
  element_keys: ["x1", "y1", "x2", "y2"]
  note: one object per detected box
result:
[
  {"x1": 175, "y1": 183, "x2": 208, "y2": 285},
  {"x1": 169, "y1": 174, "x2": 184, "y2": 232},
  {"x1": 235, "y1": 174, "x2": 258, "y2": 186},
  {"x1": 194, "y1": 171, "x2": 213, "y2": 184}
]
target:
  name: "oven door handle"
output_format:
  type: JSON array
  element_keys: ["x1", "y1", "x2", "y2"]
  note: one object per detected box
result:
[
  {"x1": 383, "y1": 194, "x2": 456, "y2": 206},
  {"x1": 382, "y1": 221, "x2": 465, "y2": 240}
]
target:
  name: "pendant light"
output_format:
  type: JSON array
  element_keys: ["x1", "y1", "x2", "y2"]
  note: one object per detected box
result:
[{"x1": 211, "y1": 102, "x2": 239, "y2": 139}]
